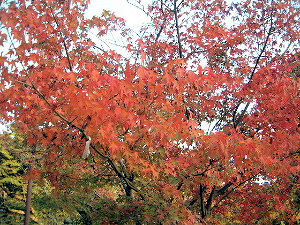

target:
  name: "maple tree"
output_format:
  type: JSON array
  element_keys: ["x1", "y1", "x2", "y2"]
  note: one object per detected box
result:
[{"x1": 0, "y1": 0, "x2": 299, "y2": 223}]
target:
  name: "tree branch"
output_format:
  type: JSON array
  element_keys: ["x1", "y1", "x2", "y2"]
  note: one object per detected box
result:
[
  {"x1": 248, "y1": 14, "x2": 273, "y2": 82},
  {"x1": 173, "y1": 0, "x2": 183, "y2": 58},
  {"x1": 216, "y1": 182, "x2": 233, "y2": 197},
  {"x1": 205, "y1": 185, "x2": 216, "y2": 216},
  {"x1": 233, "y1": 102, "x2": 250, "y2": 128},
  {"x1": 49, "y1": 5, "x2": 73, "y2": 72},
  {"x1": 212, "y1": 172, "x2": 260, "y2": 210}
]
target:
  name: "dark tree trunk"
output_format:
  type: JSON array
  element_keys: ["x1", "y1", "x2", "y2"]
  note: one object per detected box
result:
[{"x1": 24, "y1": 179, "x2": 33, "y2": 225}]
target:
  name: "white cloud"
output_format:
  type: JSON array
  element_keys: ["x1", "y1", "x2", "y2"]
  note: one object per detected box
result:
[{"x1": 86, "y1": 0, "x2": 151, "y2": 32}]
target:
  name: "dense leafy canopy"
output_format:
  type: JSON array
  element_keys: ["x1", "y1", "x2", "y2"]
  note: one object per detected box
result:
[
  {"x1": 0, "y1": 134, "x2": 27, "y2": 224},
  {"x1": 0, "y1": 0, "x2": 299, "y2": 224}
]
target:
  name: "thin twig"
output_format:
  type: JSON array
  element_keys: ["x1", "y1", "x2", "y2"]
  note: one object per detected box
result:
[{"x1": 49, "y1": 5, "x2": 73, "y2": 72}]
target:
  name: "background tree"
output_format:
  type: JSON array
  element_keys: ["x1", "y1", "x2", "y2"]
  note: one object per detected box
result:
[
  {"x1": 0, "y1": 133, "x2": 27, "y2": 224},
  {"x1": 0, "y1": 131, "x2": 87, "y2": 224},
  {"x1": 0, "y1": 0, "x2": 299, "y2": 224}
]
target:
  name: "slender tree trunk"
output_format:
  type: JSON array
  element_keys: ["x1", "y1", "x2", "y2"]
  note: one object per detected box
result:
[{"x1": 24, "y1": 179, "x2": 33, "y2": 225}]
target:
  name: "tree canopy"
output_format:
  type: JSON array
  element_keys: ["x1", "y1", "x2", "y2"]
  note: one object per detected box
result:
[{"x1": 0, "y1": 0, "x2": 299, "y2": 224}]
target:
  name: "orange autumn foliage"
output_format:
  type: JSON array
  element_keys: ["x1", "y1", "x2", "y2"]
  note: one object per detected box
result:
[{"x1": 0, "y1": 0, "x2": 299, "y2": 223}]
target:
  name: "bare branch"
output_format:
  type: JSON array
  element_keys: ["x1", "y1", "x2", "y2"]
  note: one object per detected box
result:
[
  {"x1": 248, "y1": 17, "x2": 273, "y2": 81},
  {"x1": 173, "y1": 0, "x2": 183, "y2": 58},
  {"x1": 49, "y1": 5, "x2": 73, "y2": 72}
]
